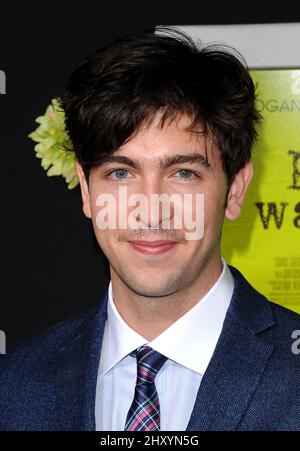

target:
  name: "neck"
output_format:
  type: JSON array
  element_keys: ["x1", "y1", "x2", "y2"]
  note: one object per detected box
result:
[{"x1": 109, "y1": 256, "x2": 223, "y2": 341}]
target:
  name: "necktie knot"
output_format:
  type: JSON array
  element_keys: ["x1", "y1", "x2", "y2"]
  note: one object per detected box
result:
[{"x1": 130, "y1": 345, "x2": 168, "y2": 384}]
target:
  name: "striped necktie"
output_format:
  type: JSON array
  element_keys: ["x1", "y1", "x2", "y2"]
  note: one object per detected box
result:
[{"x1": 124, "y1": 345, "x2": 168, "y2": 431}]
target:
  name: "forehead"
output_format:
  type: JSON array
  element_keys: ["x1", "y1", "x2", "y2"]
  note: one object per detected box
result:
[{"x1": 116, "y1": 111, "x2": 222, "y2": 169}]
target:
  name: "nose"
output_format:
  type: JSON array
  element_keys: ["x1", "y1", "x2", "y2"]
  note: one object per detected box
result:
[{"x1": 135, "y1": 175, "x2": 174, "y2": 230}]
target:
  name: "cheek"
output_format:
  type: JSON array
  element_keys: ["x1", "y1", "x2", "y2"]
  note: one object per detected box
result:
[
  {"x1": 92, "y1": 227, "x2": 118, "y2": 264},
  {"x1": 88, "y1": 190, "x2": 122, "y2": 252},
  {"x1": 89, "y1": 186, "x2": 127, "y2": 227},
  {"x1": 203, "y1": 189, "x2": 226, "y2": 226},
  {"x1": 88, "y1": 190, "x2": 111, "y2": 245}
]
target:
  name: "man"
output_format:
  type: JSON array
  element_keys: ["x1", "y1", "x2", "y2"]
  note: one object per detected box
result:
[{"x1": 0, "y1": 28, "x2": 299, "y2": 431}]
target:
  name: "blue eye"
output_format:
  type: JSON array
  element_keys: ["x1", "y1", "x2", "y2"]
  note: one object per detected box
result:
[
  {"x1": 109, "y1": 169, "x2": 129, "y2": 180},
  {"x1": 177, "y1": 169, "x2": 198, "y2": 180}
]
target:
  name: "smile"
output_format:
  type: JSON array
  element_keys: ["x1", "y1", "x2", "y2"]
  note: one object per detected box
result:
[{"x1": 127, "y1": 240, "x2": 178, "y2": 255}]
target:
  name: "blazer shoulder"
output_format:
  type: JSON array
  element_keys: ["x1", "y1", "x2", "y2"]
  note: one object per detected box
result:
[
  {"x1": 0, "y1": 307, "x2": 97, "y2": 378},
  {"x1": 0, "y1": 297, "x2": 109, "y2": 431},
  {"x1": 269, "y1": 300, "x2": 300, "y2": 331},
  {"x1": 228, "y1": 264, "x2": 300, "y2": 327},
  {"x1": 228, "y1": 264, "x2": 300, "y2": 355},
  {"x1": 268, "y1": 301, "x2": 300, "y2": 365}
]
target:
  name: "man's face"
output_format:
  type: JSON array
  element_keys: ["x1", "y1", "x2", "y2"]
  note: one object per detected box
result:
[{"x1": 77, "y1": 112, "x2": 252, "y2": 298}]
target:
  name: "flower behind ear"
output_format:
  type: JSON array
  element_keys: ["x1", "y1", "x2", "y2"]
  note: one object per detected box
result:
[{"x1": 28, "y1": 98, "x2": 79, "y2": 189}]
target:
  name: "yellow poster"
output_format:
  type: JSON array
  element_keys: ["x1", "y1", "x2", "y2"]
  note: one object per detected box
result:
[{"x1": 222, "y1": 69, "x2": 300, "y2": 313}]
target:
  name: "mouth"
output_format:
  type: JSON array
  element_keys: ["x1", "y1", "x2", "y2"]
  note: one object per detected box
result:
[{"x1": 127, "y1": 240, "x2": 178, "y2": 255}]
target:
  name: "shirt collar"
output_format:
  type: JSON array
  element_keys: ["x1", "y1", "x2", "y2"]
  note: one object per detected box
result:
[{"x1": 102, "y1": 257, "x2": 234, "y2": 375}]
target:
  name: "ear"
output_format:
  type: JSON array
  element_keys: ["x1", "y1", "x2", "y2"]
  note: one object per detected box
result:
[
  {"x1": 76, "y1": 161, "x2": 91, "y2": 218},
  {"x1": 225, "y1": 161, "x2": 253, "y2": 221}
]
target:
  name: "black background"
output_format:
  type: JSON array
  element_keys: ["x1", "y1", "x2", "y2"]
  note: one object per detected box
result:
[{"x1": 1, "y1": 0, "x2": 300, "y2": 345}]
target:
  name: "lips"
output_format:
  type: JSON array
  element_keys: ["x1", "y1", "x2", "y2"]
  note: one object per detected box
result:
[{"x1": 127, "y1": 240, "x2": 178, "y2": 255}]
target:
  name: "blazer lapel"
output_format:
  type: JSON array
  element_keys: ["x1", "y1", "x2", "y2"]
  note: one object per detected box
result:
[
  {"x1": 186, "y1": 266, "x2": 276, "y2": 431},
  {"x1": 55, "y1": 292, "x2": 108, "y2": 431}
]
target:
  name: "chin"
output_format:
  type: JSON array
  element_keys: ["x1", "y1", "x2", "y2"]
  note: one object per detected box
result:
[
  {"x1": 132, "y1": 287, "x2": 174, "y2": 298},
  {"x1": 124, "y1": 274, "x2": 181, "y2": 298}
]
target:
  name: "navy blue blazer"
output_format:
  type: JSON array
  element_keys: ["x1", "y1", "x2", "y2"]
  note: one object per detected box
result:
[{"x1": 0, "y1": 265, "x2": 300, "y2": 431}]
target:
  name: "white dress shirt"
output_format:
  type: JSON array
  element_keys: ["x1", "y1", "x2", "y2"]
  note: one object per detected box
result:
[{"x1": 95, "y1": 257, "x2": 234, "y2": 431}]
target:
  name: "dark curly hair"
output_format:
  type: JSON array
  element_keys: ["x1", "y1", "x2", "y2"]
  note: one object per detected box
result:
[{"x1": 61, "y1": 27, "x2": 261, "y2": 186}]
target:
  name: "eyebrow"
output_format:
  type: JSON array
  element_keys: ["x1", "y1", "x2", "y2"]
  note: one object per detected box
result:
[{"x1": 101, "y1": 153, "x2": 212, "y2": 171}]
